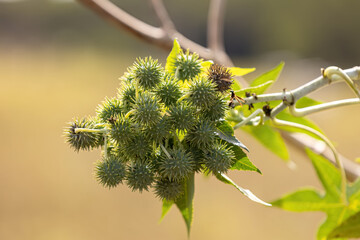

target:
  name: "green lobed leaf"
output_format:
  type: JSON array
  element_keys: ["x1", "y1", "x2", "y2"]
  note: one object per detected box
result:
[
  {"x1": 328, "y1": 211, "x2": 360, "y2": 239},
  {"x1": 233, "y1": 81, "x2": 274, "y2": 98},
  {"x1": 242, "y1": 123, "x2": 289, "y2": 161},
  {"x1": 165, "y1": 39, "x2": 181, "y2": 73},
  {"x1": 306, "y1": 149, "x2": 342, "y2": 201},
  {"x1": 317, "y1": 209, "x2": 346, "y2": 240},
  {"x1": 175, "y1": 173, "x2": 195, "y2": 236},
  {"x1": 216, "y1": 119, "x2": 234, "y2": 135},
  {"x1": 296, "y1": 96, "x2": 322, "y2": 108},
  {"x1": 215, "y1": 120, "x2": 249, "y2": 152},
  {"x1": 250, "y1": 61, "x2": 284, "y2": 94},
  {"x1": 215, "y1": 173, "x2": 271, "y2": 206},
  {"x1": 348, "y1": 176, "x2": 360, "y2": 200},
  {"x1": 160, "y1": 199, "x2": 174, "y2": 222},
  {"x1": 271, "y1": 188, "x2": 342, "y2": 212},
  {"x1": 228, "y1": 67, "x2": 256, "y2": 76},
  {"x1": 231, "y1": 78, "x2": 242, "y2": 91},
  {"x1": 228, "y1": 143, "x2": 261, "y2": 174}
]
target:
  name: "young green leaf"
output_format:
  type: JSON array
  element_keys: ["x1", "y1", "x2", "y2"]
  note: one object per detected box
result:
[
  {"x1": 295, "y1": 96, "x2": 322, "y2": 108},
  {"x1": 228, "y1": 67, "x2": 256, "y2": 76},
  {"x1": 200, "y1": 60, "x2": 213, "y2": 71},
  {"x1": 175, "y1": 173, "x2": 195, "y2": 236},
  {"x1": 250, "y1": 61, "x2": 284, "y2": 94},
  {"x1": 242, "y1": 123, "x2": 289, "y2": 161},
  {"x1": 160, "y1": 199, "x2": 174, "y2": 222},
  {"x1": 215, "y1": 120, "x2": 249, "y2": 152},
  {"x1": 228, "y1": 143, "x2": 261, "y2": 174},
  {"x1": 233, "y1": 81, "x2": 273, "y2": 97},
  {"x1": 215, "y1": 173, "x2": 271, "y2": 206},
  {"x1": 165, "y1": 39, "x2": 181, "y2": 73}
]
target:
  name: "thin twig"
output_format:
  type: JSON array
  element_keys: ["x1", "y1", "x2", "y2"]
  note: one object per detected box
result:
[
  {"x1": 150, "y1": 0, "x2": 176, "y2": 34},
  {"x1": 207, "y1": 0, "x2": 233, "y2": 66},
  {"x1": 77, "y1": 0, "x2": 171, "y2": 48},
  {"x1": 208, "y1": 0, "x2": 226, "y2": 52}
]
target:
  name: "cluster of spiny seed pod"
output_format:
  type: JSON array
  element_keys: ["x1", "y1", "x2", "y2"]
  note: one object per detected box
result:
[{"x1": 65, "y1": 51, "x2": 237, "y2": 201}]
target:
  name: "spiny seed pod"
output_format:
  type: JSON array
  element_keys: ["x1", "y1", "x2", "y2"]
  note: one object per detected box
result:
[
  {"x1": 154, "y1": 178, "x2": 184, "y2": 201},
  {"x1": 119, "y1": 70, "x2": 135, "y2": 83},
  {"x1": 96, "y1": 97, "x2": 123, "y2": 123},
  {"x1": 126, "y1": 162, "x2": 154, "y2": 192},
  {"x1": 154, "y1": 74, "x2": 182, "y2": 107},
  {"x1": 132, "y1": 57, "x2": 163, "y2": 89},
  {"x1": 185, "y1": 120, "x2": 216, "y2": 148},
  {"x1": 203, "y1": 142, "x2": 235, "y2": 174},
  {"x1": 64, "y1": 118, "x2": 102, "y2": 152},
  {"x1": 145, "y1": 116, "x2": 171, "y2": 144},
  {"x1": 158, "y1": 148, "x2": 195, "y2": 182},
  {"x1": 95, "y1": 155, "x2": 126, "y2": 188},
  {"x1": 200, "y1": 96, "x2": 227, "y2": 121},
  {"x1": 122, "y1": 132, "x2": 152, "y2": 160},
  {"x1": 167, "y1": 102, "x2": 196, "y2": 132},
  {"x1": 184, "y1": 145, "x2": 205, "y2": 173},
  {"x1": 174, "y1": 50, "x2": 202, "y2": 81},
  {"x1": 133, "y1": 93, "x2": 161, "y2": 126},
  {"x1": 207, "y1": 64, "x2": 233, "y2": 93},
  {"x1": 118, "y1": 83, "x2": 141, "y2": 112},
  {"x1": 187, "y1": 76, "x2": 218, "y2": 110},
  {"x1": 110, "y1": 116, "x2": 134, "y2": 144}
]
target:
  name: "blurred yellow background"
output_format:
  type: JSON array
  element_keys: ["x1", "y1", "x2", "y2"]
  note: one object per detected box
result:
[{"x1": 0, "y1": 1, "x2": 359, "y2": 240}]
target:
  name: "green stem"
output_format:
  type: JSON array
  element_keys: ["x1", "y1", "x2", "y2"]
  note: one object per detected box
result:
[
  {"x1": 124, "y1": 109, "x2": 136, "y2": 119},
  {"x1": 160, "y1": 143, "x2": 172, "y2": 159},
  {"x1": 74, "y1": 128, "x2": 108, "y2": 134},
  {"x1": 272, "y1": 118, "x2": 348, "y2": 204},
  {"x1": 177, "y1": 92, "x2": 190, "y2": 103},
  {"x1": 233, "y1": 108, "x2": 265, "y2": 130},
  {"x1": 103, "y1": 133, "x2": 108, "y2": 159}
]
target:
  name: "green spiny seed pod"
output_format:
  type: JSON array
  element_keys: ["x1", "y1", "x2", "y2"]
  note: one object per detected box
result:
[
  {"x1": 133, "y1": 92, "x2": 162, "y2": 126},
  {"x1": 122, "y1": 132, "x2": 152, "y2": 160},
  {"x1": 187, "y1": 76, "x2": 218, "y2": 110},
  {"x1": 154, "y1": 178, "x2": 184, "y2": 201},
  {"x1": 126, "y1": 161, "x2": 154, "y2": 192},
  {"x1": 119, "y1": 70, "x2": 135, "y2": 83},
  {"x1": 110, "y1": 115, "x2": 134, "y2": 144},
  {"x1": 154, "y1": 74, "x2": 182, "y2": 107},
  {"x1": 185, "y1": 120, "x2": 216, "y2": 148},
  {"x1": 132, "y1": 57, "x2": 163, "y2": 89},
  {"x1": 96, "y1": 97, "x2": 123, "y2": 123},
  {"x1": 167, "y1": 102, "x2": 196, "y2": 132},
  {"x1": 158, "y1": 148, "x2": 195, "y2": 182},
  {"x1": 207, "y1": 64, "x2": 233, "y2": 93},
  {"x1": 200, "y1": 96, "x2": 227, "y2": 121},
  {"x1": 184, "y1": 145, "x2": 205, "y2": 173},
  {"x1": 95, "y1": 155, "x2": 126, "y2": 188},
  {"x1": 145, "y1": 116, "x2": 171, "y2": 144},
  {"x1": 174, "y1": 50, "x2": 202, "y2": 81},
  {"x1": 118, "y1": 83, "x2": 140, "y2": 112},
  {"x1": 64, "y1": 118, "x2": 102, "y2": 152},
  {"x1": 203, "y1": 142, "x2": 235, "y2": 174}
]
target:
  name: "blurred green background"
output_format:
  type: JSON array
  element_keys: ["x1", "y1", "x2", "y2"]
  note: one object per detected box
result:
[{"x1": 0, "y1": 0, "x2": 359, "y2": 239}]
